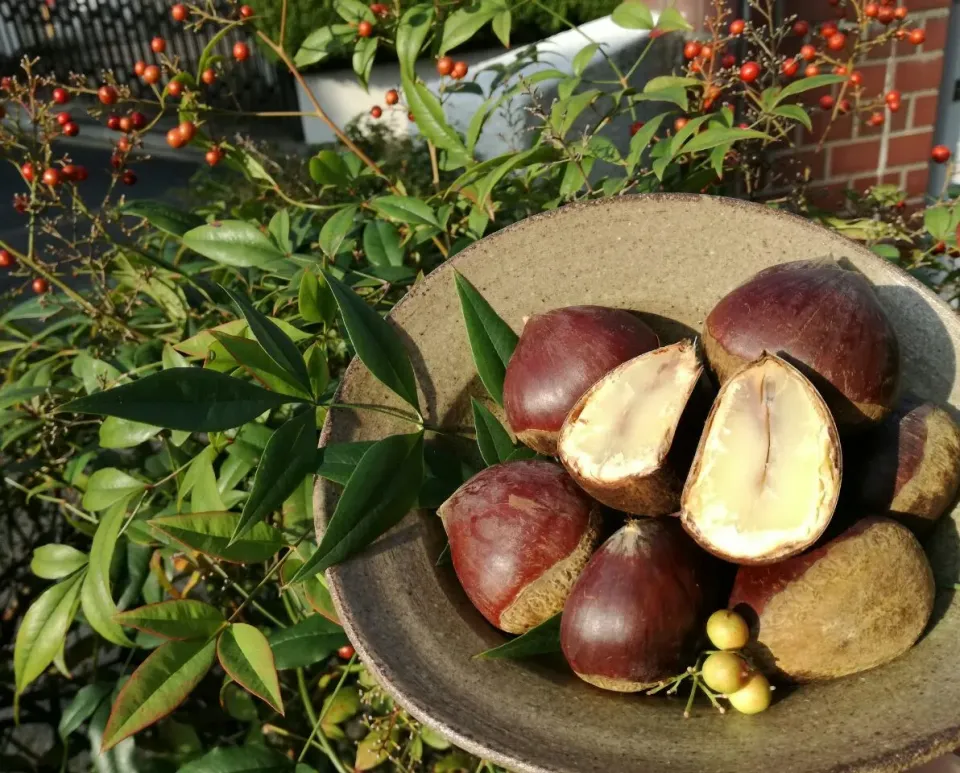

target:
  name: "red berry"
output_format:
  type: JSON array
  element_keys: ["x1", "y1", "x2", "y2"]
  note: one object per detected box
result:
[
  {"x1": 61, "y1": 164, "x2": 77, "y2": 181},
  {"x1": 932, "y1": 145, "x2": 951, "y2": 163},
  {"x1": 833, "y1": 65, "x2": 848, "y2": 75},
  {"x1": 885, "y1": 90, "x2": 901, "y2": 105},
  {"x1": 819, "y1": 94, "x2": 836, "y2": 110},
  {"x1": 629, "y1": 121, "x2": 645, "y2": 136},
  {"x1": 143, "y1": 65, "x2": 161, "y2": 84},
  {"x1": 700, "y1": 45, "x2": 714, "y2": 60},
  {"x1": 167, "y1": 80, "x2": 184, "y2": 98},
  {"x1": 178, "y1": 120, "x2": 196, "y2": 142},
  {"x1": 385, "y1": 88, "x2": 399, "y2": 105},
  {"x1": 122, "y1": 169, "x2": 137, "y2": 185},
  {"x1": 721, "y1": 53, "x2": 737, "y2": 68},
  {"x1": 674, "y1": 116, "x2": 689, "y2": 132},
  {"x1": 98, "y1": 85, "x2": 118, "y2": 105},
  {"x1": 782, "y1": 58, "x2": 799, "y2": 77},
  {"x1": 130, "y1": 111, "x2": 147, "y2": 130},
  {"x1": 0, "y1": 249, "x2": 13, "y2": 268},
  {"x1": 205, "y1": 147, "x2": 223, "y2": 166},
  {"x1": 683, "y1": 40, "x2": 702, "y2": 60},
  {"x1": 827, "y1": 32, "x2": 846, "y2": 50},
  {"x1": 895, "y1": 28, "x2": 908, "y2": 39},
  {"x1": 32, "y1": 278, "x2": 49, "y2": 294},
  {"x1": 357, "y1": 20, "x2": 373, "y2": 37},
  {"x1": 370, "y1": 105, "x2": 382, "y2": 118},
  {"x1": 21, "y1": 162, "x2": 35, "y2": 182},
  {"x1": 877, "y1": 6, "x2": 895, "y2": 23},
  {"x1": 337, "y1": 645, "x2": 356, "y2": 660},
  {"x1": 436, "y1": 56, "x2": 454, "y2": 76},
  {"x1": 820, "y1": 22, "x2": 838, "y2": 38},
  {"x1": 41, "y1": 168, "x2": 60, "y2": 186},
  {"x1": 739, "y1": 61, "x2": 760, "y2": 82},
  {"x1": 62, "y1": 121, "x2": 79, "y2": 137},
  {"x1": 239, "y1": 4, "x2": 254, "y2": 18},
  {"x1": 117, "y1": 136, "x2": 131, "y2": 152},
  {"x1": 171, "y1": 3, "x2": 187, "y2": 21},
  {"x1": 201, "y1": 68, "x2": 217, "y2": 85},
  {"x1": 865, "y1": 3, "x2": 879, "y2": 17},
  {"x1": 839, "y1": 98, "x2": 852, "y2": 113},
  {"x1": 800, "y1": 44, "x2": 817, "y2": 61},
  {"x1": 408, "y1": 110, "x2": 415, "y2": 122},
  {"x1": 52, "y1": 87, "x2": 69, "y2": 105},
  {"x1": 867, "y1": 111, "x2": 884, "y2": 127},
  {"x1": 887, "y1": 98, "x2": 901, "y2": 112},
  {"x1": 151, "y1": 37, "x2": 166, "y2": 53},
  {"x1": 793, "y1": 19, "x2": 810, "y2": 36},
  {"x1": 73, "y1": 165, "x2": 88, "y2": 182},
  {"x1": 1, "y1": 76, "x2": 12, "y2": 91},
  {"x1": 894, "y1": 7, "x2": 908, "y2": 20},
  {"x1": 233, "y1": 41, "x2": 250, "y2": 61},
  {"x1": 118, "y1": 116, "x2": 132, "y2": 133},
  {"x1": 166, "y1": 127, "x2": 186, "y2": 148},
  {"x1": 110, "y1": 153, "x2": 124, "y2": 169},
  {"x1": 452, "y1": 61, "x2": 468, "y2": 80},
  {"x1": 849, "y1": 71, "x2": 863, "y2": 86},
  {"x1": 13, "y1": 194, "x2": 28, "y2": 213},
  {"x1": 107, "y1": 114, "x2": 121, "y2": 130},
  {"x1": 370, "y1": 3, "x2": 388, "y2": 17},
  {"x1": 134, "y1": 60, "x2": 147, "y2": 77},
  {"x1": 56, "y1": 111, "x2": 71, "y2": 126},
  {"x1": 805, "y1": 64, "x2": 820, "y2": 77},
  {"x1": 909, "y1": 28, "x2": 925, "y2": 45},
  {"x1": 729, "y1": 19, "x2": 745, "y2": 35}
]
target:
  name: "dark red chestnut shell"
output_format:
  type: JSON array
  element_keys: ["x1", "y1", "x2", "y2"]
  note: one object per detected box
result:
[
  {"x1": 703, "y1": 260, "x2": 900, "y2": 430},
  {"x1": 439, "y1": 460, "x2": 601, "y2": 634},
  {"x1": 503, "y1": 306, "x2": 659, "y2": 455},
  {"x1": 560, "y1": 518, "x2": 708, "y2": 691}
]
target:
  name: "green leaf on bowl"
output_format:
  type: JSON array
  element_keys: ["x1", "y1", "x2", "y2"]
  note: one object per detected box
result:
[{"x1": 474, "y1": 613, "x2": 562, "y2": 660}]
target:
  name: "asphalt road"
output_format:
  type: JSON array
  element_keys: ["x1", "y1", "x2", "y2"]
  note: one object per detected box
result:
[{"x1": 0, "y1": 142, "x2": 200, "y2": 298}]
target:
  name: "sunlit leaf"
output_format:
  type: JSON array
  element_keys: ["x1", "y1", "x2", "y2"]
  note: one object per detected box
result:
[
  {"x1": 217, "y1": 623, "x2": 284, "y2": 714},
  {"x1": 150, "y1": 512, "x2": 284, "y2": 564},
  {"x1": 115, "y1": 600, "x2": 225, "y2": 640}
]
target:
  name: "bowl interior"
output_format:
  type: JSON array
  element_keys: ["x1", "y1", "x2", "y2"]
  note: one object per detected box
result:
[{"x1": 317, "y1": 195, "x2": 960, "y2": 773}]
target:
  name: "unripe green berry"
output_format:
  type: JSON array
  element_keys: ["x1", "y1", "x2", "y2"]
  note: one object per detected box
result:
[
  {"x1": 727, "y1": 672, "x2": 772, "y2": 714},
  {"x1": 706, "y1": 609, "x2": 750, "y2": 650},
  {"x1": 701, "y1": 651, "x2": 748, "y2": 695}
]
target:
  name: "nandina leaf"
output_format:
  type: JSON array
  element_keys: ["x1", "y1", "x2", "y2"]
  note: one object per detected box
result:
[
  {"x1": 288, "y1": 432, "x2": 424, "y2": 582},
  {"x1": 31, "y1": 544, "x2": 88, "y2": 579},
  {"x1": 82, "y1": 468, "x2": 146, "y2": 512},
  {"x1": 177, "y1": 745, "x2": 293, "y2": 773},
  {"x1": 149, "y1": 512, "x2": 283, "y2": 564},
  {"x1": 217, "y1": 623, "x2": 284, "y2": 714},
  {"x1": 14, "y1": 571, "x2": 84, "y2": 698},
  {"x1": 114, "y1": 600, "x2": 225, "y2": 640},
  {"x1": 64, "y1": 368, "x2": 305, "y2": 431},
  {"x1": 471, "y1": 399, "x2": 514, "y2": 466},
  {"x1": 231, "y1": 407, "x2": 317, "y2": 543},
  {"x1": 370, "y1": 194, "x2": 440, "y2": 228},
  {"x1": 58, "y1": 682, "x2": 113, "y2": 740},
  {"x1": 268, "y1": 615, "x2": 348, "y2": 669},
  {"x1": 440, "y1": 3, "x2": 499, "y2": 54},
  {"x1": 299, "y1": 271, "x2": 336, "y2": 325},
  {"x1": 120, "y1": 200, "x2": 204, "y2": 237},
  {"x1": 322, "y1": 271, "x2": 420, "y2": 411},
  {"x1": 363, "y1": 221, "x2": 404, "y2": 267},
  {"x1": 101, "y1": 639, "x2": 216, "y2": 751},
  {"x1": 453, "y1": 271, "x2": 518, "y2": 406},
  {"x1": 396, "y1": 4, "x2": 435, "y2": 77},
  {"x1": 611, "y1": 1, "x2": 653, "y2": 29},
  {"x1": 772, "y1": 74, "x2": 847, "y2": 106},
  {"x1": 182, "y1": 221, "x2": 285, "y2": 268},
  {"x1": 221, "y1": 286, "x2": 311, "y2": 394},
  {"x1": 315, "y1": 440, "x2": 377, "y2": 485},
  {"x1": 474, "y1": 613, "x2": 562, "y2": 660},
  {"x1": 81, "y1": 503, "x2": 135, "y2": 647}
]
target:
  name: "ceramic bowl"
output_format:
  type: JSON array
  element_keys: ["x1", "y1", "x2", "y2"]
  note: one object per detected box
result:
[{"x1": 316, "y1": 194, "x2": 960, "y2": 773}]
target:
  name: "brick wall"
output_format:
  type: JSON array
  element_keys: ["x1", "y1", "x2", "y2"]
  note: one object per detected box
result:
[{"x1": 778, "y1": 0, "x2": 951, "y2": 207}]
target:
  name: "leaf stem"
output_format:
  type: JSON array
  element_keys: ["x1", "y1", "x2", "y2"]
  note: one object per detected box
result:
[{"x1": 297, "y1": 661, "x2": 355, "y2": 771}]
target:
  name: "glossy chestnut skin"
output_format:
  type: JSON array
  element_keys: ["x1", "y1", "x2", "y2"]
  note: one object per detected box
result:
[
  {"x1": 439, "y1": 460, "x2": 601, "y2": 634},
  {"x1": 703, "y1": 260, "x2": 900, "y2": 431},
  {"x1": 561, "y1": 518, "x2": 710, "y2": 691},
  {"x1": 729, "y1": 517, "x2": 934, "y2": 682},
  {"x1": 503, "y1": 306, "x2": 659, "y2": 455},
  {"x1": 848, "y1": 398, "x2": 960, "y2": 534}
]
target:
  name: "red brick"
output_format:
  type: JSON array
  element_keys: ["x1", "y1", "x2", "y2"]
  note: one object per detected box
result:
[
  {"x1": 855, "y1": 64, "x2": 889, "y2": 98},
  {"x1": 851, "y1": 172, "x2": 902, "y2": 193},
  {"x1": 866, "y1": 39, "x2": 895, "y2": 61},
  {"x1": 887, "y1": 130, "x2": 936, "y2": 166},
  {"x1": 922, "y1": 17, "x2": 949, "y2": 52},
  {"x1": 829, "y1": 138, "x2": 883, "y2": 176},
  {"x1": 904, "y1": 0, "x2": 951, "y2": 9},
  {"x1": 905, "y1": 166, "x2": 930, "y2": 194},
  {"x1": 858, "y1": 104, "x2": 909, "y2": 136},
  {"x1": 912, "y1": 93, "x2": 939, "y2": 128},
  {"x1": 895, "y1": 57, "x2": 946, "y2": 92},
  {"x1": 804, "y1": 106, "x2": 854, "y2": 143}
]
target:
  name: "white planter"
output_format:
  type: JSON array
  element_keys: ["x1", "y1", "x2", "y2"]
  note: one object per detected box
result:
[{"x1": 296, "y1": 15, "x2": 678, "y2": 159}]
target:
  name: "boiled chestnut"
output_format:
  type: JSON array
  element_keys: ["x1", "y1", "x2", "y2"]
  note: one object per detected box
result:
[
  {"x1": 703, "y1": 259, "x2": 900, "y2": 430},
  {"x1": 503, "y1": 306, "x2": 659, "y2": 455},
  {"x1": 558, "y1": 340, "x2": 704, "y2": 515},
  {"x1": 729, "y1": 517, "x2": 934, "y2": 682},
  {"x1": 560, "y1": 519, "x2": 707, "y2": 692},
  {"x1": 849, "y1": 398, "x2": 960, "y2": 533},
  {"x1": 438, "y1": 460, "x2": 601, "y2": 634},
  {"x1": 681, "y1": 353, "x2": 841, "y2": 564}
]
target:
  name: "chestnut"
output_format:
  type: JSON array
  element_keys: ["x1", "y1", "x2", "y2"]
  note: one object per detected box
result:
[
  {"x1": 681, "y1": 353, "x2": 842, "y2": 564},
  {"x1": 729, "y1": 517, "x2": 934, "y2": 682},
  {"x1": 703, "y1": 259, "x2": 900, "y2": 431},
  {"x1": 560, "y1": 518, "x2": 708, "y2": 692},
  {"x1": 849, "y1": 398, "x2": 960, "y2": 534},
  {"x1": 558, "y1": 340, "x2": 704, "y2": 516},
  {"x1": 503, "y1": 306, "x2": 659, "y2": 455},
  {"x1": 438, "y1": 460, "x2": 601, "y2": 634}
]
